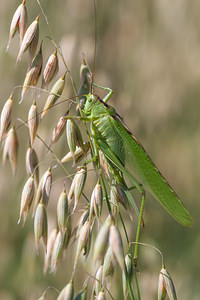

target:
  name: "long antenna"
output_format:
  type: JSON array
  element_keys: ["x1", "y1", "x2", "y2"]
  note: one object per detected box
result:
[{"x1": 90, "y1": 0, "x2": 97, "y2": 93}]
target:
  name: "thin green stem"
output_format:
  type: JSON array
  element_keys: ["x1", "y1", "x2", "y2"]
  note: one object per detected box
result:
[{"x1": 134, "y1": 192, "x2": 146, "y2": 266}]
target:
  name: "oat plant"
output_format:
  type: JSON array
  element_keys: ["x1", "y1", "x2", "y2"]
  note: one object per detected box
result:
[{"x1": 1, "y1": 0, "x2": 192, "y2": 299}]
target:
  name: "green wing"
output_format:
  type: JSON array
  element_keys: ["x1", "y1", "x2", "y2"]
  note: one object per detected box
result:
[{"x1": 94, "y1": 114, "x2": 193, "y2": 227}]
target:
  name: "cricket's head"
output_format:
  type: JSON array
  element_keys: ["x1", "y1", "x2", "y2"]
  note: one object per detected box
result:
[{"x1": 83, "y1": 93, "x2": 98, "y2": 115}]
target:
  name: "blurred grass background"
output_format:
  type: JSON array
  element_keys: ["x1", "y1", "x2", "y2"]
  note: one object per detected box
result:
[{"x1": 0, "y1": 0, "x2": 200, "y2": 299}]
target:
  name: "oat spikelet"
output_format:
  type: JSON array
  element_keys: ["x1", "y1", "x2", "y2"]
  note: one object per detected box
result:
[
  {"x1": 109, "y1": 225, "x2": 125, "y2": 271},
  {"x1": 51, "y1": 230, "x2": 66, "y2": 273},
  {"x1": 97, "y1": 291, "x2": 106, "y2": 300},
  {"x1": 94, "y1": 265, "x2": 103, "y2": 296},
  {"x1": 19, "y1": 0, "x2": 28, "y2": 46},
  {"x1": 26, "y1": 147, "x2": 39, "y2": 186},
  {"x1": 41, "y1": 167, "x2": 52, "y2": 206},
  {"x1": 57, "y1": 189, "x2": 68, "y2": 233},
  {"x1": 74, "y1": 220, "x2": 90, "y2": 269},
  {"x1": 41, "y1": 73, "x2": 66, "y2": 119},
  {"x1": 50, "y1": 113, "x2": 67, "y2": 146},
  {"x1": 73, "y1": 166, "x2": 87, "y2": 213},
  {"x1": 61, "y1": 144, "x2": 89, "y2": 164},
  {"x1": 42, "y1": 48, "x2": 59, "y2": 88},
  {"x1": 2, "y1": 126, "x2": 18, "y2": 175},
  {"x1": 57, "y1": 280, "x2": 74, "y2": 300},
  {"x1": 34, "y1": 203, "x2": 48, "y2": 254},
  {"x1": 43, "y1": 228, "x2": 57, "y2": 274},
  {"x1": 159, "y1": 268, "x2": 177, "y2": 300},
  {"x1": 18, "y1": 175, "x2": 35, "y2": 225},
  {"x1": 32, "y1": 171, "x2": 46, "y2": 217},
  {"x1": 28, "y1": 101, "x2": 39, "y2": 146},
  {"x1": 6, "y1": 2, "x2": 22, "y2": 51},
  {"x1": 17, "y1": 15, "x2": 40, "y2": 63},
  {"x1": 20, "y1": 43, "x2": 43, "y2": 103},
  {"x1": 0, "y1": 92, "x2": 13, "y2": 142}
]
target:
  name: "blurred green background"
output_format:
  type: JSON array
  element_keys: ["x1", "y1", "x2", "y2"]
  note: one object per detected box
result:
[{"x1": 0, "y1": 0, "x2": 199, "y2": 299}]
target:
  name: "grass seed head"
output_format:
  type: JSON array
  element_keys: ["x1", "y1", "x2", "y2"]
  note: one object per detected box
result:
[
  {"x1": 57, "y1": 280, "x2": 74, "y2": 300},
  {"x1": 102, "y1": 246, "x2": 115, "y2": 281},
  {"x1": 42, "y1": 48, "x2": 59, "y2": 88},
  {"x1": 159, "y1": 268, "x2": 177, "y2": 300},
  {"x1": 3, "y1": 126, "x2": 19, "y2": 175},
  {"x1": 41, "y1": 167, "x2": 52, "y2": 206},
  {"x1": 90, "y1": 182, "x2": 103, "y2": 219},
  {"x1": 6, "y1": 3, "x2": 22, "y2": 51},
  {"x1": 18, "y1": 175, "x2": 35, "y2": 225},
  {"x1": 93, "y1": 216, "x2": 111, "y2": 264},
  {"x1": 73, "y1": 167, "x2": 87, "y2": 213},
  {"x1": 26, "y1": 147, "x2": 39, "y2": 186},
  {"x1": 28, "y1": 101, "x2": 39, "y2": 146},
  {"x1": 109, "y1": 225, "x2": 125, "y2": 271},
  {"x1": 94, "y1": 265, "x2": 103, "y2": 296},
  {"x1": 57, "y1": 188, "x2": 68, "y2": 233},
  {"x1": 0, "y1": 93, "x2": 13, "y2": 141},
  {"x1": 51, "y1": 230, "x2": 66, "y2": 273},
  {"x1": 61, "y1": 143, "x2": 89, "y2": 164},
  {"x1": 34, "y1": 203, "x2": 48, "y2": 254},
  {"x1": 122, "y1": 253, "x2": 134, "y2": 299},
  {"x1": 17, "y1": 15, "x2": 40, "y2": 63},
  {"x1": 97, "y1": 291, "x2": 106, "y2": 300},
  {"x1": 51, "y1": 115, "x2": 67, "y2": 146},
  {"x1": 41, "y1": 73, "x2": 66, "y2": 119},
  {"x1": 74, "y1": 220, "x2": 90, "y2": 267},
  {"x1": 43, "y1": 228, "x2": 58, "y2": 274},
  {"x1": 21, "y1": 45, "x2": 43, "y2": 103},
  {"x1": 19, "y1": 0, "x2": 28, "y2": 46},
  {"x1": 158, "y1": 270, "x2": 167, "y2": 300}
]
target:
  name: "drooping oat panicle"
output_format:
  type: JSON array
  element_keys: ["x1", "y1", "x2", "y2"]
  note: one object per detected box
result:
[
  {"x1": 50, "y1": 114, "x2": 67, "y2": 146},
  {"x1": 61, "y1": 143, "x2": 90, "y2": 164},
  {"x1": 6, "y1": 2, "x2": 22, "y2": 51},
  {"x1": 0, "y1": 92, "x2": 13, "y2": 141},
  {"x1": 73, "y1": 167, "x2": 87, "y2": 213},
  {"x1": 20, "y1": 43, "x2": 43, "y2": 103},
  {"x1": 19, "y1": 0, "x2": 28, "y2": 46},
  {"x1": 28, "y1": 100, "x2": 39, "y2": 146},
  {"x1": 122, "y1": 253, "x2": 134, "y2": 299},
  {"x1": 42, "y1": 48, "x2": 59, "y2": 88},
  {"x1": 43, "y1": 228, "x2": 57, "y2": 274},
  {"x1": 18, "y1": 175, "x2": 35, "y2": 225},
  {"x1": 94, "y1": 265, "x2": 103, "y2": 296},
  {"x1": 51, "y1": 230, "x2": 66, "y2": 273},
  {"x1": 2, "y1": 126, "x2": 18, "y2": 175},
  {"x1": 74, "y1": 220, "x2": 90, "y2": 268},
  {"x1": 93, "y1": 216, "x2": 111, "y2": 264},
  {"x1": 159, "y1": 268, "x2": 177, "y2": 300},
  {"x1": 34, "y1": 203, "x2": 48, "y2": 254},
  {"x1": 57, "y1": 280, "x2": 74, "y2": 300},
  {"x1": 41, "y1": 73, "x2": 66, "y2": 119},
  {"x1": 17, "y1": 15, "x2": 40, "y2": 63},
  {"x1": 102, "y1": 246, "x2": 115, "y2": 281},
  {"x1": 90, "y1": 182, "x2": 103, "y2": 219},
  {"x1": 57, "y1": 189, "x2": 68, "y2": 233},
  {"x1": 26, "y1": 147, "x2": 39, "y2": 186},
  {"x1": 109, "y1": 225, "x2": 125, "y2": 271},
  {"x1": 97, "y1": 291, "x2": 106, "y2": 300},
  {"x1": 41, "y1": 167, "x2": 52, "y2": 206}
]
